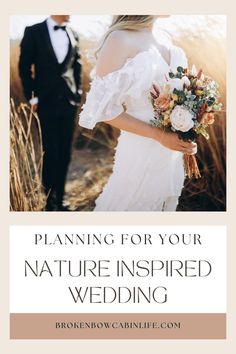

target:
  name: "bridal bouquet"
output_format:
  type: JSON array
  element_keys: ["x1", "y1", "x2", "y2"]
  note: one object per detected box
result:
[{"x1": 150, "y1": 65, "x2": 223, "y2": 178}]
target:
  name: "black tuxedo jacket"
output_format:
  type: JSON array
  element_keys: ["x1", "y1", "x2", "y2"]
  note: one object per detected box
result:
[{"x1": 19, "y1": 20, "x2": 82, "y2": 105}]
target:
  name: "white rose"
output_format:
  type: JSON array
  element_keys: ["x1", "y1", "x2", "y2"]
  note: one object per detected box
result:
[
  {"x1": 181, "y1": 76, "x2": 191, "y2": 87},
  {"x1": 168, "y1": 78, "x2": 183, "y2": 93},
  {"x1": 170, "y1": 106, "x2": 194, "y2": 132},
  {"x1": 168, "y1": 76, "x2": 190, "y2": 93}
]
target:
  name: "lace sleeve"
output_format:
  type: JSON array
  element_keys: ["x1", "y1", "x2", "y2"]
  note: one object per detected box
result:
[
  {"x1": 79, "y1": 72, "x2": 126, "y2": 129},
  {"x1": 79, "y1": 52, "x2": 148, "y2": 130}
]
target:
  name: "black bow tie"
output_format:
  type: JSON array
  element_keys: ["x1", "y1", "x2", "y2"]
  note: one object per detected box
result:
[{"x1": 54, "y1": 25, "x2": 66, "y2": 31}]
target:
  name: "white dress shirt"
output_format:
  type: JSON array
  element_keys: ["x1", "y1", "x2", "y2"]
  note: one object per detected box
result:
[
  {"x1": 46, "y1": 17, "x2": 70, "y2": 64},
  {"x1": 30, "y1": 17, "x2": 70, "y2": 105}
]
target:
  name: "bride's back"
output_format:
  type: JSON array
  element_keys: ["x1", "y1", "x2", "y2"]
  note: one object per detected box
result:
[{"x1": 96, "y1": 29, "x2": 170, "y2": 77}]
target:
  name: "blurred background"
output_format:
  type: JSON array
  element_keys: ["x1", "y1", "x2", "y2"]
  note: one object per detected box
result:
[{"x1": 10, "y1": 15, "x2": 226, "y2": 211}]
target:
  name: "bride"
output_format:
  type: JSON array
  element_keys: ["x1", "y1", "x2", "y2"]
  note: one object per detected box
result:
[{"x1": 79, "y1": 15, "x2": 197, "y2": 211}]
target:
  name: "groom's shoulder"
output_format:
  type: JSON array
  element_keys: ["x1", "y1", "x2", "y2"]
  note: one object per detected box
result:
[
  {"x1": 24, "y1": 20, "x2": 45, "y2": 34},
  {"x1": 69, "y1": 27, "x2": 80, "y2": 41}
]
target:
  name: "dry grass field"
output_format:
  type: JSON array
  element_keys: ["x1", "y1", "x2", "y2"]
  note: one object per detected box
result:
[{"x1": 10, "y1": 20, "x2": 226, "y2": 211}]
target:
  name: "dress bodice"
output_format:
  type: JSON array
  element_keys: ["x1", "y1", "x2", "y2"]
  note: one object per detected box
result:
[{"x1": 79, "y1": 45, "x2": 188, "y2": 129}]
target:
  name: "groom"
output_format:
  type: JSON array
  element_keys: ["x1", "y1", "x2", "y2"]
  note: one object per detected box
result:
[{"x1": 19, "y1": 15, "x2": 82, "y2": 211}]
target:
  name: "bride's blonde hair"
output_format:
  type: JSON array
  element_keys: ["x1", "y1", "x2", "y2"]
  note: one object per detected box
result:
[{"x1": 95, "y1": 15, "x2": 156, "y2": 58}]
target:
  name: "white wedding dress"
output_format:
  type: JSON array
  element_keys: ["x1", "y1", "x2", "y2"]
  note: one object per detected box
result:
[{"x1": 79, "y1": 45, "x2": 188, "y2": 211}]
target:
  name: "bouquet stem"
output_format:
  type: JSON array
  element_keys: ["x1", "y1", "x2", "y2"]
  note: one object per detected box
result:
[{"x1": 183, "y1": 154, "x2": 201, "y2": 179}]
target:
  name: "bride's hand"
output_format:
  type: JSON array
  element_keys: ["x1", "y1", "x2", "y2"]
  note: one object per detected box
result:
[{"x1": 156, "y1": 130, "x2": 197, "y2": 155}]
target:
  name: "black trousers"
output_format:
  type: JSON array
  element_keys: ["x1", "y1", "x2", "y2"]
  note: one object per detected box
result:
[{"x1": 37, "y1": 98, "x2": 77, "y2": 207}]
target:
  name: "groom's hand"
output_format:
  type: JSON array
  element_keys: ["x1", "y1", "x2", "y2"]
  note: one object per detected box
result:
[
  {"x1": 29, "y1": 96, "x2": 39, "y2": 112},
  {"x1": 31, "y1": 103, "x2": 38, "y2": 112}
]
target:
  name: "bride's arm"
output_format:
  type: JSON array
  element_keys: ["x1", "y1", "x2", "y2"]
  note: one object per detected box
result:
[
  {"x1": 106, "y1": 112, "x2": 196, "y2": 154},
  {"x1": 96, "y1": 31, "x2": 196, "y2": 154}
]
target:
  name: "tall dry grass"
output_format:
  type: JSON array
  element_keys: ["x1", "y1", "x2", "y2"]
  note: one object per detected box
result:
[
  {"x1": 10, "y1": 41, "x2": 26, "y2": 105},
  {"x1": 10, "y1": 100, "x2": 45, "y2": 211}
]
